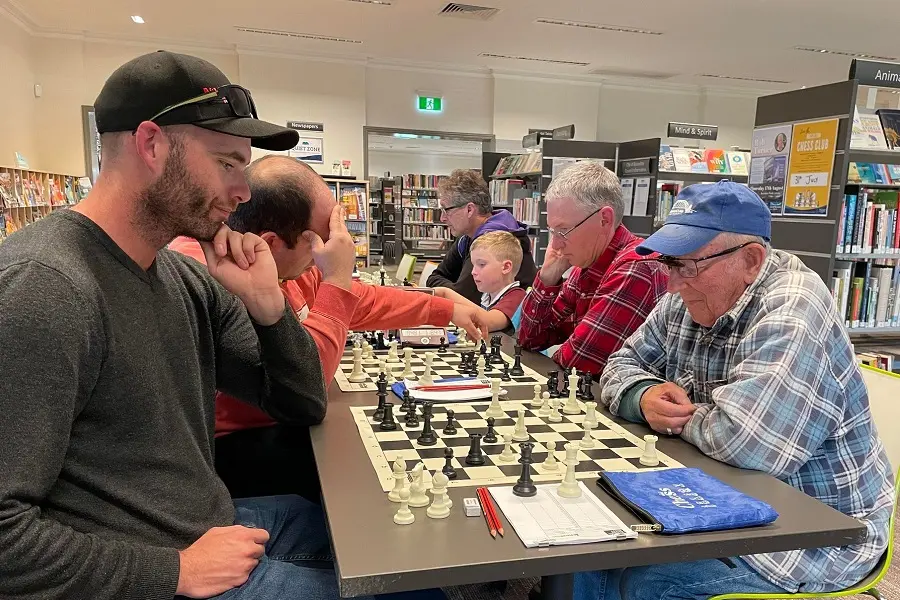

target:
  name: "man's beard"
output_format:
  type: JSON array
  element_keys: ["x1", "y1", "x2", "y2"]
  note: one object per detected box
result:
[{"x1": 136, "y1": 138, "x2": 224, "y2": 245}]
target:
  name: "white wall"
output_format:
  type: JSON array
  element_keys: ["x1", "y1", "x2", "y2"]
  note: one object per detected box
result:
[
  {"x1": 368, "y1": 151, "x2": 480, "y2": 178},
  {"x1": 0, "y1": 16, "x2": 37, "y2": 168},
  {"x1": 597, "y1": 85, "x2": 704, "y2": 143},
  {"x1": 702, "y1": 92, "x2": 758, "y2": 149},
  {"x1": 493, "y1": 76, "x2": 600, "y2": 142}
]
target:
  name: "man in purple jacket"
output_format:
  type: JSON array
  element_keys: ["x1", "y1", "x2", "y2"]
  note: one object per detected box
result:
[{"x1": 426, "y1": 169, "x2": 537, "y2": 303}]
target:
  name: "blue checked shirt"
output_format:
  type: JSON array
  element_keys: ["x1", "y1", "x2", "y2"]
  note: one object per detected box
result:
[{"x1": 600, "y1": 249, "x2": 895, "y2": 593}]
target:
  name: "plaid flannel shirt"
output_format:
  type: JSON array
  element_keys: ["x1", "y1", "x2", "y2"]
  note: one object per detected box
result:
[
  {"x1": 601, "y1": 249, "x2": 895, "y2": 593},
  {"x1": 517, "y1": 225, "x2": 668, "y2": 376}
]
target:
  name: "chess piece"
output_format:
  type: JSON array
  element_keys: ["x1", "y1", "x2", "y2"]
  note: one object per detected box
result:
[
  {"x1": 379, "y1": 403, "x2": 398, "y2": 431},
  {"x1": 513, "y1": 442, "x2": 537, "y2": 497},
  {"x1": 510, "y1": 343, "x2": 525, "y2": 377},
  {"x1": 476, "y1": 355, "x2": 486, "y2": 379},
  {"x1": 640, "y1": 435, "x2": 660, "y2": 467},
  {"x1": 583, "y1": 401, "x2": 598, "y2": 430},
  {"x1": 561, "y1": 367, "x2": 571, "y2": 397},
  {"x1": 539, "y1": 392, "x2": 552, "y2": 417},
  {"x1": 542, "y1": 441, "x2": 559, "y2": 471},
  {"x1": 404, "y1": 401, "x2": 420, "y2": 427},
  {"x1": 581, "y1": 372, "x2": 595, "y2": 402},
  {"x1": 393, "y1": 488, "x2": 415, "y2": 525},
  {"x1": 426, "y1": 472, "x2": 451, "y2": 519},
  {"x1": 400, "y1": 346, "x2": 415, "y2": 380},
  {"x1": 348, "y1": 345, "x2": 368, "y2": 383},
  {"x1": 380, "y1": 270, "x2": 387, "y2": 287},
  {"x1": 557, "y1": 443, "x2": 582, "y2": 498},
  {"x1": 512, "y1": 408, "x2": 529, "y2": 442},
  {"x1": 442, "y1": 447, "x2": 457, "y2": 479},
  {"x1": 378, "y1": 359, "x2": 388, "y2": 380},
  {"x1": 416, "y1": 402, "x2": 437, "y2": 446},
  {"x1": 479, "y1": 339, "x2": 487, "y2": 356},
  {"x1": 500, "y1": 362, "x2": 511, "y2": 382},
  {"x1": 465, "y1": 433, "x2": 485, "y2": 466},
  {"x1": 547, "y1": 370, "x2": 560, "y2": 398},
  {"x1": 362, "y1": 341, "x2": 378, "y2": 364},
  {"x1": 408, "y1": 464, "x2": 430, "y2": 508},
  {"x1": 419, "y1": 352, "x2": 435, "y2": 386},
  {"x1": 400, "y1": 389, "x2": 412, "y2": 413},
  {"x1": 563, "y1": 368, "x2": 581, "y2": 415},
  {"x1": 548, "y1": 398, "x2": 563, "y2": 423},
  {"x1": 530, "y1": 384, "x2": 542, "y2": 409},
  {"x1": 372, "y1": 374, "x2": 388, "y2": 423},
  {"x1": 439, "y1": 336, "x2": 447, "y2": 352},
  {"x1": 387, "y1": 340, "x2": 400, "y2": 364},
  {"x1": 376, "y1": 331, "x2": 386, "y2": 351},
  {"x1": 485, "y1": 379, "x2": 504, "y2": 418},
  {"x1": 457, "y1": 329, "x2": 468, "y2": 347},
  {"x1": 490, "y1": 335, "x2": 503, "y2": 365},
  {"x1": 483, "y1": 417, "x2": 498, "y2": 444},
  {"x1": 579, "y1": 422, "x2": 595, "y2": 449},
  {"x1": 499, "y1": 434, "x2": 516, "y2": 462},
  {"x1": 443, "y1": 409, "x2": 458, "y2": 435},
  {"x1": 402, "y1": 277, "x2": 411, "y2": 287},
  {"x1": 388, "y1": 458, "x2": 407, "y2": 503}
]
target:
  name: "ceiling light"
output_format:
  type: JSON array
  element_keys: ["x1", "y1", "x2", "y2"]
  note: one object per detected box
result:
[
  {"x1": 131, "y1": 15, "x2": 144, "y2": 24},
  {"x1": 234, "y1": 27, "x2": 362, "y2": 44},
  {"x1": 535, "y1": 18, "x2": 662, "y2": 36},
  {"x1": 794, "y1": 46, "x2": 896, "y2": 61},
  {"x1": 700, "y1": 73, "x2": 790, "y2": 84},
  {"x1": 479, "y1": 52, "x2": 589, "y2": 67}
]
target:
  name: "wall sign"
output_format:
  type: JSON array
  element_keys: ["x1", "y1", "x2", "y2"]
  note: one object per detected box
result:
[
  {"x1": 849, "y1": 59, "x2": 900, "y2": 89},
  {"x1": 286, "y1": 121, "x2": 324, "y2": 132},
  {"x1": 783, "y1": 118, "x2": 839, "y2": 217},
  {"x1": 417, "y1": 96, "x2": 443, "y2": 112},
  {"x1": 667, "y1": 122, "x2": 719, "y2": 141},
  {"x1": 289, "y1": 136, "x2": 324, "y2": 163},
  {"x1": 522, "y1": 132, "x2": 542, "y2": 148},
  {"x1": 552, "y1": 124, "x2": 575, "y2": 140},
  {"x1": 749, "y1": 124, "x2": 792, "y2": 215},
  {"x1": 619, "y1": 158, "x2": 652, "y2": 177}
]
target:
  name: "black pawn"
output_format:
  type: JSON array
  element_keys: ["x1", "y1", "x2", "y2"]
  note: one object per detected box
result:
[
  {"x1": 465, "y1": 433, "x2": 485, "y2": 466},
  {"x1": 510, "y1": 343, "x2": 525, "y2": 377},
  {"x1": 380, "y1": 270, "x2": 386, "y2": 286},
  {"x1": 400, "y1": 389, "x2": 412, "y2": 413},
  {"x1": 417, "y1": 402, "x2": 437, "y2": 446},
  {"x1": 500, "y1": 362, "x2": 511, "y2": 382},
  {"x1": 547, "y1": 370, "x2": 560, "y2": 398},
  {"x1": 442, "y1": 447, "x2": 457, "y2": 480},
  {"x1": 379, "y1": 403, "x2": 397, "y2": 431},
  {"x1": 443, "y1": 409, "x2": 458, "y2": 435},
  {"x1": 483, "y1": 417, "x2": 498, "y2": 443},
  {"x1": 513, "y1": 442, "x2": 537, "y2": 497},
  {"x1": 439, "y1": 336, "x2": 447, "y2": 352},
  {"x1": 404, "y1": 402, "x2": 420, "y2": 427},
  {"x1": 581, "y1": 373, "x2": 595, "y2": 402}
]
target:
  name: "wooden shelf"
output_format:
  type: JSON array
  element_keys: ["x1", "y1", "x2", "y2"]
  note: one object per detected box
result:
[{"x1": 848, "y1": 149, "x2": 900, "y2": 165}]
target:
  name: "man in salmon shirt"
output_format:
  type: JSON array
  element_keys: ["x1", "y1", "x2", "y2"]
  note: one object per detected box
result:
[{"x1": 170, "y1": 155, "x2": 489, "y2": 501}]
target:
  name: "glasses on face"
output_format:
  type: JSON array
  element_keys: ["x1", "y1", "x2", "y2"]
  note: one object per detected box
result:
[
  {"x1": 547, "y1": 208, "x2": 600, "y2": 243},
  {"x1": 650, "y1": 241, "x2": 759, "y2": 278},
  {"x1": 148, "y1": 84, "x2": 258, "y2": 124},
  {"x1": 440, "y1": 203, "x2": 469, "y2": 215}
]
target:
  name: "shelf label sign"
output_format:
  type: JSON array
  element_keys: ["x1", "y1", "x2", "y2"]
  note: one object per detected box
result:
[
  {"x1": 286, "y1": 121, "x2": 324, "y2": 132},
  {"x1": 667, "y1": 122, "x2": 718, "y2": 141},
  {"x1": 850, "y1": 59, "x2": 900, "y2": 89},
  {"x1": 619, "y1": 158, "x2": 652, "y2": 176},
  {"x1": 784, "y1": 118, "x2": 839, "y2": 217},
  {"x1": 749, "y1": 124, "x2": 792, "y2": 215},
  {"x1": 417, "y1": 96, "x2": 443, "y2": 112}
]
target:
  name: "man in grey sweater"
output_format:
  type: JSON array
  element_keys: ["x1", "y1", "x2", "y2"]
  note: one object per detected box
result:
[{"x1": 0, "y1": 51, "x2": 350, "y2": 600}]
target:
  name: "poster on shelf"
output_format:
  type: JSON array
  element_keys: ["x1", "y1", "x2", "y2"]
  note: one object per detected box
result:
[
  {"x1": 620, "y1": 178, "x2": 635, "y2": 216},
  {"x1": 749, "y1": 124, "x2": 792, "y2": 215},
  {"x1": 632, "y1": 177, "x2": 651, "y2": 217},
  {"x1": 783, "y1": 118, "x2": 839, "y2": 217},
  {"x1": 289, "y1": 136, "x2": 324, "y2": 163}
]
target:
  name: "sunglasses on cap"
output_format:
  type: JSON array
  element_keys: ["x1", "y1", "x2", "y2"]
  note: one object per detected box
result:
[{"x1": 147, "y1": 84, "x2": 258, "y2": 126}]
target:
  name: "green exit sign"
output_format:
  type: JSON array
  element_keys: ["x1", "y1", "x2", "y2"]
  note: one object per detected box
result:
[{"x1": 417, "y1": 96, "x2": 443, "y2": 112}]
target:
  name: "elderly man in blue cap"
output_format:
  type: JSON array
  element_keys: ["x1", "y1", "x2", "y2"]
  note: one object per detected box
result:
[{"x1": 575, "y1": 181, "x2": 894, "y2": 599}]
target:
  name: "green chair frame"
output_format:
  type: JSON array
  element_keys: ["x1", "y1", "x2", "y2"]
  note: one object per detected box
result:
[{"x1": 710, "y1": 467, "x2": 899, "y2": 600}]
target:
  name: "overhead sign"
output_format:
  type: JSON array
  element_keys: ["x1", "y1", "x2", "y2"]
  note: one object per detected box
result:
[
  {"x1": 552, "y1": 124, "x2": 575, "y2": 140},
  {"x1": 850, "y1": 59, "x2": 900, "y2": 89},
  {"x1": 286, "y1": 121, "x2": 324, "y2": 132},
  {"x1": 417, "y1": 96, "x2": 443, "y2": 112},
  {"x1": 522, "y1": 132, "x2": 543, "y2": 148},
  {"x1": 619, "y1": 158, "x2": 652, "y2": 176},
  {"x1": 667, "y1": 122, "x2": 718, "y2": 141}
]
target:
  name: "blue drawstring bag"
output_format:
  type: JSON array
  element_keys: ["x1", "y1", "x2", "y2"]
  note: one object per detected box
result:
[{"x1": 597, "y1": 468, "x2": 778, "y2": 534}]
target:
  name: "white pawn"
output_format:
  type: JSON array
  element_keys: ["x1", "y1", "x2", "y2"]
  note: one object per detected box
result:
[
  {"x1": 419, "y1": 352, "x2": 435, "y2": 386},
  {"x1": 499, "y1": 433, "x2": 516, "y2": 462},
  {"x1": 583, "y1": 401, "x2": 598, "y2": 430},
  {"x1": 387, "y1": 340, "x2": 400, "y2": 363},
  {"x1": 378, "y1": 359, "x2": 387, "y2": 379},
  {"x1": 530, "y1": 384, "x2": 543, "y2": 408},
  {"x1": 408, "y1": 463, "x2": 430, "y2": 508},
  {"x1": 579, "y1": 422, "x2": 595, "y2": 449},
  {"x1": 363, "y1": 342, "x2": 378, "y2": 364},
  {"x1": 548, "y1": 398, "x2": 563, "y2": 423},
  {"x1": 542, "y1": 441, "x2": 559, "y2": 471},
  {"x1": 400, "y1": 346, "x2": 415, "y2": 380},
  {"x1": 512, "y1": 408, "x2": 529, "y2": 442},
  {"x1": 393, "y1": 488, "x2": 415, "y2": 525},
  {"x1": 563, "y1": 368, "x2": 581, "y2": 415},
  {"x1": 538, "y1": 392, "x2": 552, "y2": 417},
  {"x1": 388, "y1": 458, "x2": 407, "y2": 503},
  {"x1": 348, "y1": 344, "x2": 368, "y2": 383},
  {"x1": 476, "y1": 354, "x2": 486, "y2": 378},
  {"x1": 640, "y1": 435, "x2": 660, "y2": 467},
  {"x1": 557, "y1": 443, "x2": 582, "y2": 498},
  {"x1": 426, "y1": 472, "x2": 451, "y2": 519},
  {"x1": 485, "y1": 379, "x2": 505, "y2": 418}
]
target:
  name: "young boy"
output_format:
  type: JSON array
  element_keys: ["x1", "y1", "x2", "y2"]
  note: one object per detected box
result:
[{"x1": 434, "y1": 230, "x2": 526, "y2": 335}]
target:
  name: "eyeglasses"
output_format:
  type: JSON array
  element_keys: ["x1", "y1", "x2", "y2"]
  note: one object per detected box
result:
[
  {"x1": 440, "y1": 203, "x2": 469, "y2": 215},
  {"x1": 650, "y1": 241, "x2": 758, "y2": 278},
  {"x1": 548, "y1": 208, "x2": 600, "y2": 242},
  {"x1": 148, "y1": 84, "x2": 258, "y2": 124}
]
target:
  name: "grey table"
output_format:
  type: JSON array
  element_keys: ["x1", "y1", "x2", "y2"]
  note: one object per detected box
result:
[{"x1": 310, "y1": 338, "x2": 867, "y2": 599}]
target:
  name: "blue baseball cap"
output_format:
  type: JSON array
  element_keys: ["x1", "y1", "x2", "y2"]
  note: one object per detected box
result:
[{"x1": 636, "y1": 181, "x2": 771, "y2": 257}]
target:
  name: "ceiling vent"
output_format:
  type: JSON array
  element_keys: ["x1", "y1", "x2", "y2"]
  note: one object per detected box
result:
[
  {"x1": 536, "y1": 18, "x2": 662, "y2": 36},
  {"x1": 479, "y1": 52, "x2": 589, "y2": 67},
  {"x1": 439, "y1": 3, "x2": 500, "y2": 20},
  {"x1": 794, "y1": 46, "x2": 896, "y2": 61},
  {"x1": 589, "y1": 67, "x2": 675, "y2": 79},
  {"x1": 234, "y1": 27, "x2": 362, "y2": 44},
  {"x1": 342, "y1": 0, "x2": 391, "y2": 4},
  {"x1": 699, "y1": 73, "x2": 789, "y2": 84}
]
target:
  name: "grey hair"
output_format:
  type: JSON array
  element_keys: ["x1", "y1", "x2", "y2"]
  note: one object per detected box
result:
[
  {"x1": 438, "y1": 169, "x2": 492, "y2": 216},
  {"x1": 545, "y1": 161, "x2": 625, "y2": 226},
  {"x1": 717, "y1": 232, "x2": 770, "y2": 255}
]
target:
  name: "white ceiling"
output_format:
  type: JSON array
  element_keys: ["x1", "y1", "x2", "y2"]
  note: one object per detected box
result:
[{"x1": 4, "y1": 0, "x2": 896, "y2": 90}]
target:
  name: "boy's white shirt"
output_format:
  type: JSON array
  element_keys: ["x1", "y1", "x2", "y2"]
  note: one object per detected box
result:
[{"x1": 480, "y1": 280, "x2": 521, "y2": 310}]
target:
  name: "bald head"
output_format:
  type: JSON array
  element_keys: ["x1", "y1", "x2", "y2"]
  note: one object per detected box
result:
[{"x1": 227, "y1": 155, "x2": 332, "y2": 248}]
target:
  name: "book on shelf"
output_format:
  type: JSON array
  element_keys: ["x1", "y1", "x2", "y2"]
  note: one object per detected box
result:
[
  {"x1": 403, "y1": 224, "x2": 450, "y2": 241},
  {"x1": 660, "y1": 147, "x2": 751, "y2": 176},
  {"x1": 726, "y1": 152, "x2": 749, "y2": 176},
  {"x1": 402, "y1": 207, "x2": 444, "y2": 224},
  {"x1": 339, "y1": 185, "x2": 367, "y2": 221},
  {"x1": 512, "y1": 193, "x2": 540, "y2": 226},
  {"x1": 489, "y1": 178, "x2": 525, "y2": 207},
  {"x1": 876, "y1": 109, "x2": 900, "y2": 150},
  {"x1": 659, "y1": 145, "x2": 676, "y2": 172},
  {"x1": 403, "y1": 174, "x2": 446, "y2": 189},
  {"x1": 851, "y1": 107, "x2": 889, "y2": 150},
  {"x1": 837, "y1": 190, "x2": 900, "y2": 254},
  {"x1": 833, "y1": 260, "x2": 900, "y2": 329},
  {"x1": 492, "y1": 153, "x2": 542, "y2": 177}
]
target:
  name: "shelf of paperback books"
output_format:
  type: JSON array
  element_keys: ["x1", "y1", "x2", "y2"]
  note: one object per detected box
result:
[
  {"x1": 0, "y1": 166, "x2": 87, "y2": 241},
  {"x1": 325, "y1": 177, "x2": 370, "y2": 268}
]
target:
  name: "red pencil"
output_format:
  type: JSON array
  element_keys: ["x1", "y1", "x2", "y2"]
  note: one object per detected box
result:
[
  {"x1": 415, "y1": 384, "x2": 490, "y2": 392},
  {"x1": 481, "y1": 488, "x2": 505, "y2": 537},
  {"x1": 475, "y1": 488, "x2": 497, "y2": 538}
]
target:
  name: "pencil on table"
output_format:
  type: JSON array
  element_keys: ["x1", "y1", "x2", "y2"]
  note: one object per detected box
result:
[{"x1": 476, "y1": 488, "x2": 497, "y2": 538}]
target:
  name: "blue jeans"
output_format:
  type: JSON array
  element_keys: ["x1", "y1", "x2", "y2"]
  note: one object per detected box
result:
[
  {"x1": 574, "y1": 557, "x2": 788, "y2": 600},
  {"x1": 207, "y1": 495, "x2": 444, "y2": 600}
]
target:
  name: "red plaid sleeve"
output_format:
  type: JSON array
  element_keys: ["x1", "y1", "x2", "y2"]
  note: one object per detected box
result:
[
  {"x1": 517, "y1": 271, "x2": 578, "y2": 352},
  {"x1": 550, "y1": 259, "x2": 665, "y2": 376}
]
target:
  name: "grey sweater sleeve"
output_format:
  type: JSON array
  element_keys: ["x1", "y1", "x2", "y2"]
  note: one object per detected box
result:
[
  {"x1": 0, "y1": 262, "x2": 180, "y2": 600},
  {"x1": 212, "y1": 280, "x2": 328, "y2": 426}
]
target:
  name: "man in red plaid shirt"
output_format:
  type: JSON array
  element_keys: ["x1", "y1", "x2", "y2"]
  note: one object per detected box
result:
[{"x1": 518, "y1": 162, "x2": 668, "y2": 378}]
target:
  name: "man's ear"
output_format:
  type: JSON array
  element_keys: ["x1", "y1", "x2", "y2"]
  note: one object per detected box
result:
[
  {"x1": 600, "y1": 205, "x2": 616, "y2": 228},
  {"x1": 742, "y1": 243, "x2": 767, "y2": 284},
  {"x1": 133, "y1": 122, "x2": 167, "y2": 174},
  {"x1": 259, "y1": 231, "x2": 281, "y2": 251}
]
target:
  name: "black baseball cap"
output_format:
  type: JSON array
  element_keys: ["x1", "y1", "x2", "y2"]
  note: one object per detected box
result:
[{"x1": 94, "y1": 50, "x2": 299, "y2": 151}]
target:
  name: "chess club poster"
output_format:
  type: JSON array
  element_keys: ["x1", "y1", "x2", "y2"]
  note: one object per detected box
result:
[
  {"x1": 783, "y1": 118, "x2": 838, "y2": 217},
  {"x1": 749, "y1": 124, "x2": 792, "y2": 215}
]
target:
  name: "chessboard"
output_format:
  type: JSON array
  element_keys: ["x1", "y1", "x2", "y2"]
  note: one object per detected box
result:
[
  {"x1": 335, "y1": 348, "x2": 546, "y2": 393},
  {"x1": 351, "y1": 398, "x2": 682, "y2": 492}
]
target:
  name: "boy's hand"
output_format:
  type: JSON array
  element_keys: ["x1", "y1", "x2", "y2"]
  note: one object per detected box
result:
[{"x1": 451, "y1": 304, "x2": 490, "y2": 343}]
